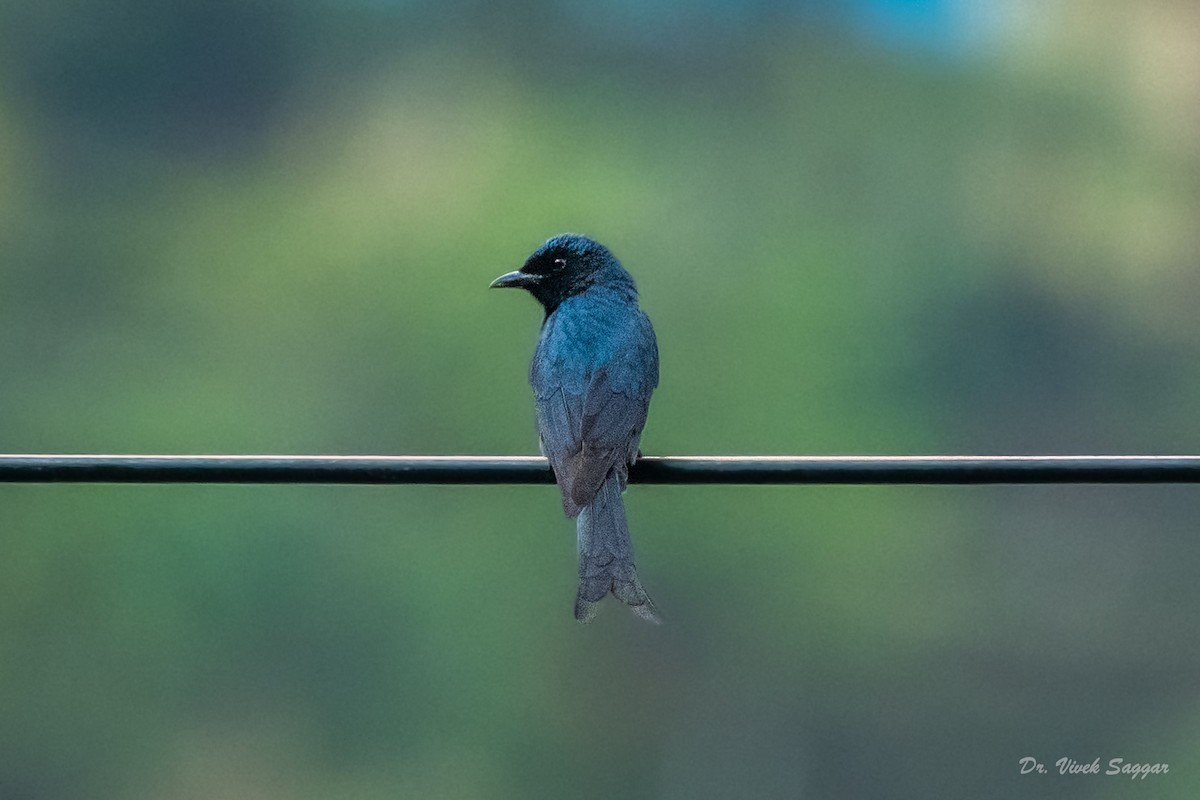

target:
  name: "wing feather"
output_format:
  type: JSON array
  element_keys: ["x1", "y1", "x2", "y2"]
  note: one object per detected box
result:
[{"x1": 534, "y1": 311, "x2": 657, "y2": 517}]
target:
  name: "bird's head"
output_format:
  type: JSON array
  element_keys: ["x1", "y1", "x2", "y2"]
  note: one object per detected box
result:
[{"x1": 490, "y1": 234, "x2": 630, "y2": 313}]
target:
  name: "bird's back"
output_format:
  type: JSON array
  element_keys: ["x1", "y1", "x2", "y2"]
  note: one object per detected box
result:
[
  {"x1": 531, "y1": 286, "x2": 657, "y2": 393},
  {"x1": 530, "y1": 285, "x2": 658, "y2": 516}
]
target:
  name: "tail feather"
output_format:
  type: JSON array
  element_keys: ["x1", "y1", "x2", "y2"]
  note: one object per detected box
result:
[{"x1": 574, "y1": 471, "x2": 659, "y2": 624}]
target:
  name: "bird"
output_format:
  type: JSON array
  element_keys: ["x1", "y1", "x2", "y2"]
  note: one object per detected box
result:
[{"x1": 491, "y1": 234, "x2": 660, "y2": 623}]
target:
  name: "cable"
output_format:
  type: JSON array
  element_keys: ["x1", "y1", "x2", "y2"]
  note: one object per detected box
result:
[{"x1": 1, "y1": 454, "x2": 1197, "y2": 484}]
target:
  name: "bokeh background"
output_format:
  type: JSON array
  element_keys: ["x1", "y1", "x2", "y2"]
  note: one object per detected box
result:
[{"x1": 2, "y1": 1, "x2": 1199, "y2": 797}]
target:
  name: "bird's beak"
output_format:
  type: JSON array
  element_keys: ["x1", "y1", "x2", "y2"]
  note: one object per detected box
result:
[{"x1": 489, "y1": 270, "x2": 538, "y2": 289}]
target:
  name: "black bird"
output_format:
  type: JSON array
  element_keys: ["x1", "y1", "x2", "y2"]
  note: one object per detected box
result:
[{"x1": 491, "y1": 234, "x2": 660, "y2": 623}]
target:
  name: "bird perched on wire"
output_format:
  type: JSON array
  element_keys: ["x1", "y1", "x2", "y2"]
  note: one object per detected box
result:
[{"x1": 491, "y1": 234, "x2": 660, "y2": 623}]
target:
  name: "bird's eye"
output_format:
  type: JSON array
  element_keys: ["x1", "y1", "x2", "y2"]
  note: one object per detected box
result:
[{"x1": 552, "y1": 258, "x2": 567, "y2": 269}]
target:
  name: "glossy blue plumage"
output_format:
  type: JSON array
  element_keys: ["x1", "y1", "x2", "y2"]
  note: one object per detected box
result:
[
  {"x1": 532, "y1": 274, "x2": 659, "y2": 513},
  {"x1": 493, "y1": 234, "x2": 660, "y2": 623}
]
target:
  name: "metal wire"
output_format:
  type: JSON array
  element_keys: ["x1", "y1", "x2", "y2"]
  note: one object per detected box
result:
[{"x1": 1, "y1": 454, "x2": 1198, "y2": 484}]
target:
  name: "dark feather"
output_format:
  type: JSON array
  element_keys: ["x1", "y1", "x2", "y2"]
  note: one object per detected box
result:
[{"x1": 496, "y1": 234, "x2": 660, "y2": 622}]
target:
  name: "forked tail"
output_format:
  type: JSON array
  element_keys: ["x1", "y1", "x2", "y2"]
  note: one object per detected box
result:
[{"x1": 574, "y1": 470, "x2": 659, "y2": 623}]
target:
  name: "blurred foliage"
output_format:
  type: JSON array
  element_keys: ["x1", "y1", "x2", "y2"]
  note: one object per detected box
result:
[{"x1": 1, "y1": 1, "x2": 1199, "y2": 798}]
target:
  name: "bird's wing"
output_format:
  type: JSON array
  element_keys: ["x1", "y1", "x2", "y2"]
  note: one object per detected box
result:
[
  {"x1": 535, "y1": 316, "x2": 658, "y2": 517},
  {"x1": 536, "y1": 373, "x2": 650, "y2": 517}
]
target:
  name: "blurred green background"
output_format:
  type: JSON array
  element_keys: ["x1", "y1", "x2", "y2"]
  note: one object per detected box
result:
[{"x1": 2, "y1": 1, "x2": 1199, "y2": 797}]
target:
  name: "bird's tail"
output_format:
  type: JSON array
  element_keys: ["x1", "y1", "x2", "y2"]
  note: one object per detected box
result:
[{"x1": 574, "y1": 470, "x2": 660, "y2": 624}]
